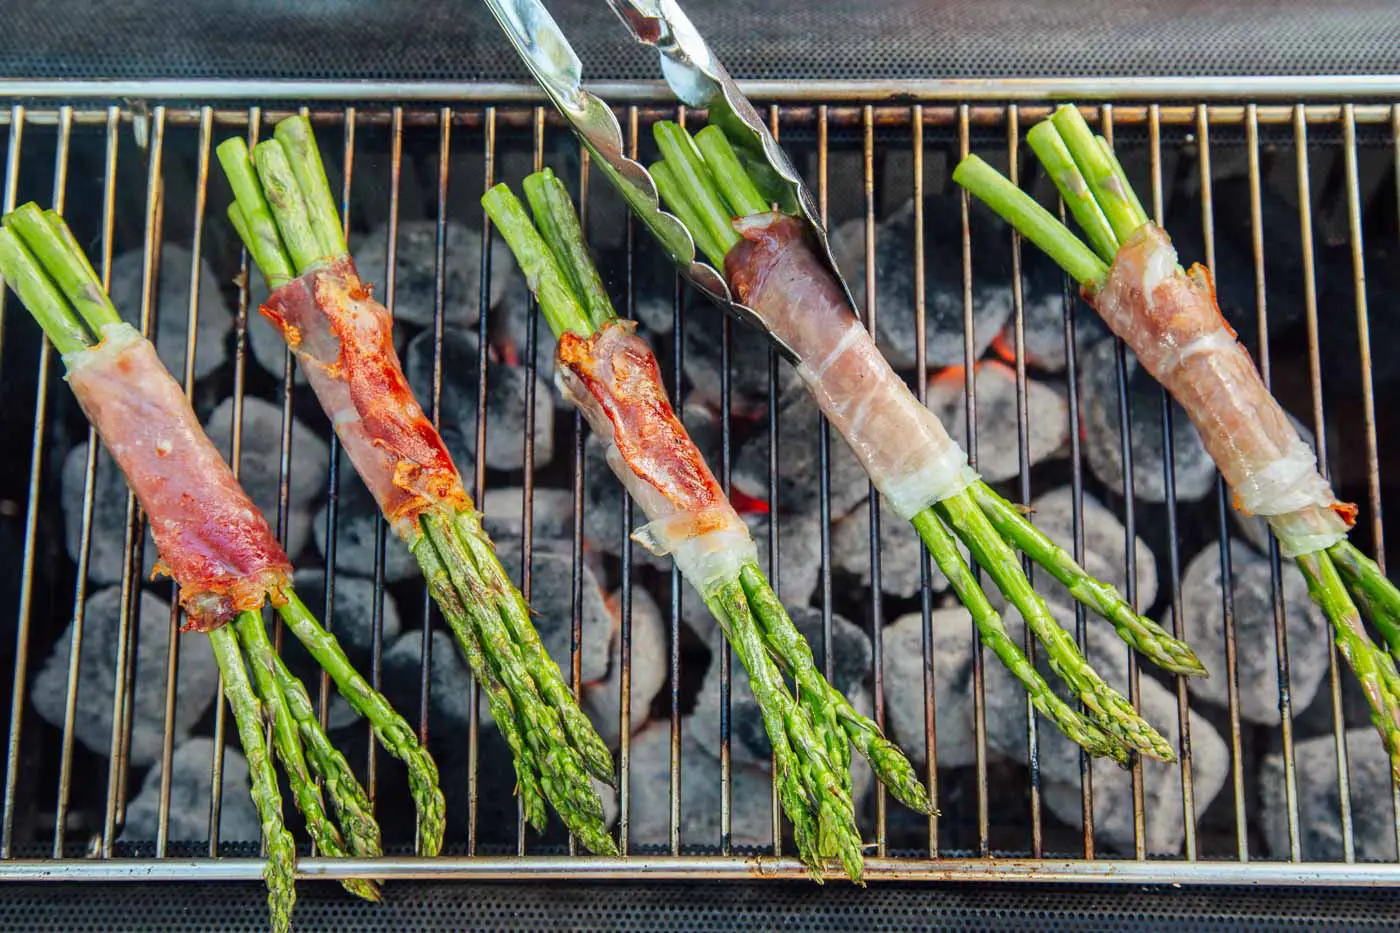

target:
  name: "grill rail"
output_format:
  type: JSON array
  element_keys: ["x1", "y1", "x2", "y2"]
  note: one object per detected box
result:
[{"x1": 0, "y1": 77, "x2": 1398, "y2": 885}]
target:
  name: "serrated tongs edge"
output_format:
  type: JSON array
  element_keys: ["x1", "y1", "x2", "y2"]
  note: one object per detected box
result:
[{"x1": 605, "y1": 0, "x2": 860, "y2": 320}]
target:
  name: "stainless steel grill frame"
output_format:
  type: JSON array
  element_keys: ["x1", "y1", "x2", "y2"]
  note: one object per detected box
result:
[{"x1": 0, "y1": 75, "x2": 1398, "y2": 888}]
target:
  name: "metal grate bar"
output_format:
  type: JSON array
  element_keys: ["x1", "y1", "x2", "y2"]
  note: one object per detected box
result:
[
  {"x1": 811, "y1": 102, "x2": 831, "y2": 859},
  {"x1": 910, "y1": 102, "x2": 940, "y2": 859},
  {"x1": 616, "y1": 103, "x2": 639, "y2": 855},
  {"x1": 0, "y1": 85, "x2": 1398, "y2": 885},
  {"x1": 1053, "y1": 179, "x2": 1096, "y2": 861},
  {"x1": 3, "y1": 104, "x2": 72, "y2": 858}
]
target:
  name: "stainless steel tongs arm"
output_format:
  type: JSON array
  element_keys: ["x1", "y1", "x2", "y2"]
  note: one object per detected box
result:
[{"x1": 482, "y1": 0, "x2": 861, "y2": 359}]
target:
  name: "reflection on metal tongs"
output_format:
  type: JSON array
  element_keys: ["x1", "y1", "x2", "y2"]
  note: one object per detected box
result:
[{"x1": 481, "y1": 0, "x2": 860, "y2": 361}]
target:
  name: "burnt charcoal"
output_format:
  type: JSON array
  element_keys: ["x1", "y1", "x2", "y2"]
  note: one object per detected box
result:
[
  {"x1": 278, "y1": 568, "x2": 401, "y2": 731},
  {"x1": 203, "y1": 396, "x2": 329, "y2": 561},
  {"x1": 201, "y1": 392, "x2": 329, "y2": 509},
  {"x1": 351, "y1": 219, "x2": 504, "y2": 329},
  {"x1": 1260, "y1": 730, "x2": 1398, "y2": 862},
  {"x1": 925, "y1": 360, "x2": 1070, "y2": 484},
  {"x1": 1080, "y1": 337, "x2": 1217, "y2": 503},
  {"x1": 1167, "y1": 539, "x2": 1328, "y2": 726},
  {"x1": 635, "y1": 294, "x2": 676, "y2": 336},
  {"x1": 382, "y1": 629, "x2": 467, "y2": 733},
  {"x1": 109, "y1": 243, "x2": 231, "y2": 382},
  {"x1": 312, "y1": 461, "x2": 420, "y2": 583},
  {"x1": 681, "y1": 312, "x2": 798, "y2": 419},
  {"x1": 480, "y1": 486, "x2": 576, "y2": 550},
  {"x1": 627, "y1": 241, "x2": 684, "y2": 336},
  {"x1": 984, "y1": 596, "x2": 1140, "y2": 767},
  {"x1": 404, "y1": 327, "x2": 554, "y2": 473},
  {"x1": 832, "y1": 500, "x2": 948, "y2": 601},
  {"x1": 380, "y1": 628, "x2": 553, "y2": 841},
  {"x1": 1020, "y1": 486, "x2": 1159, "y2": 614},
  {"x1": 495, "y1": 548, "x2": 612, "y2": 686},
  {"x1": 982, "y1": 601, "x2": 1230, "y2": 855},
  {"x1": 828, "y1": 196, "x2": 1016, "y2": 370},
  {"x1": 122, "y1": 738, "x2": 261, "y2": 845},
  {"x1": 61, "y1": 442, "x2": 159, "y2": 585},
  {"x1": 743, "y1": 509, "x2": 824, "y2": 611},
  {"x1": 732, "y1": 384, "x2": 870, "y2": 522},
  {"x1": 585, "y1": 586, "x2": 669, "y2": 749},
  {"x1": 625, "y1": 722, "x2": 775, "y2": 849},
  {"x1": 997, "y1": 248, "x2": 1109, "y2": 374},
  {"x1": 31, "y1": 587, "x2": 218, "y2": 767},
  {"x1": 1039, "y1": 674, "x2": 1228, "y2": 856},
  {"x1": 691, "y1": 606, "x2": 872, "y2": 770},
  {"x1": 486, "y1": 272, "x2": 560, "y2": 390},
  {"x1": 884, "y1": 607, "x2": 978, "y2": 769},
  {"x1": 1164, "y1": 174, "x2": 1308, "y2": 351}
]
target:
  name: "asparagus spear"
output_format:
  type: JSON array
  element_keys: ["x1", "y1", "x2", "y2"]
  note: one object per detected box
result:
[
  {"x1": 644, "y1": 119, "x2": 1183, "y2": 764},
  {"x1": 421, "y1": 513, "x2": 616, "y2": 854},
  {"x1": 954, "y1": 102, "x2": 1400, "y2": 779},
  {"x1": 413, "y1": 535, "x2": 550, "y2": 831},
  {"x1": 219, "y1": 116, "x2": 616, "y2": 852},
  {"x1": 483, "y1": 171, "x2": 937, "y2": 880},
  {"x1": 268, "y1": 651, "x2": 382, "y2": 858},
  {"x1": 209, "y1": 624, "x2": 297, "y2": 933},
  {"x1": 233, "y1": 612, "x2": 381, "y2": 903},
  {"x1": 275, "y1": 588, "x2": 445, "y2": 854},
  {"x1": 0, "y1": 207, "x2": 445, "y2": 928}
]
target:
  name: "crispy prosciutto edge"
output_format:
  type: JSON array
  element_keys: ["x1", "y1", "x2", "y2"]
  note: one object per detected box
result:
[
  {"x1": 261, "y1": 257, "x2": 470, "y2": 542},
  {"x1": 556, "y1": 320, "x2": 757, "y2": 595},
  {"x1": 725, "y1": 213, "x2": 978, "y2": 520},
  {"x1": 64, "y1": 322, "x2": 293, "y2": 630},
  {"x1": 1088, "y1": 223, "x2": 1354, "y2": 558}
]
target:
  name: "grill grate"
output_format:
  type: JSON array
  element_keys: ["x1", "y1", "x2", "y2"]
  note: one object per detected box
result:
[{"x1": 0, "y1": 81, "x2": 1398, "y2": 888}]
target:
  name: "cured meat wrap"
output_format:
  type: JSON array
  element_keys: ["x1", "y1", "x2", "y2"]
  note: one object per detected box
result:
[
  {"x1": 557, "y1": 319, "x2": 757, "y2": 594},
  {"x1": 726, "y1": 214, "x2": 979, "y2": 520},
  {"x1": 261, "y1": 257, "x2": 470, "y2": 541},
  {"x1": 1090, "y1": 224, "x2": 1354, "y2": 558},
  {"x1": 65, "y1": 322, "x2": 292, "y2": 628}
]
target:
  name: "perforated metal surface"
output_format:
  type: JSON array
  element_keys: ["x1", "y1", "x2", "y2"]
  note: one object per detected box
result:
[
  {"x1": 1, "y1": 0, "x2": 1399, "y2": 82},
  {"x1": 6, "y1": 881, "x2": 1400, "y2": 931}
]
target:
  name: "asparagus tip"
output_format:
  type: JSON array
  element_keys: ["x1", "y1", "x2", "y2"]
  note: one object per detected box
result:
[{"x1": 342, "y1": 879, "x2": 382, "y2": 903}]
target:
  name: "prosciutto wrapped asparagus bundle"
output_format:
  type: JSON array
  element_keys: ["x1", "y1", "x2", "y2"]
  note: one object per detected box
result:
[
  {"x1": 0, "y1": 205, "x2": 445, "y2": 931},
  {"x1": 641, "y1": 120, "x2": 1201, "y2": 767},
  {"x1": 955, "y1": 103, "x2": 1400, "y2": 778},
  {"x1": 483, "y1": 169, "x2": 933, "y2": 881},
  {"x1": 217, "y1": 116, "x2": 616, "y2": 853}
]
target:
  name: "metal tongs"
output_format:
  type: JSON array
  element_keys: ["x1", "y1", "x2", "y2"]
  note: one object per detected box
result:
[{"x1": 482, "y1": 0, "x2": 859, "y2": 361}]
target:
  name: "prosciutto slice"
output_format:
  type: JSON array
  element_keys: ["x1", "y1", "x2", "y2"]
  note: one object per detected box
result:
[
  {"x1": 725, "y1": 213, "x2": 978, "y2": 520},
  {"x1": 65, "y1": 322, "x2": 292, "y2": 629},
  {"x1": 556, "y1": 320, "x2": 756, "y2": 595},
  {"x1": 262, "y1": 257, "x2": 470, "y2": 542},
  {"x1": 1090, "y1": 223, "x2": 1354, "y2": 557}
]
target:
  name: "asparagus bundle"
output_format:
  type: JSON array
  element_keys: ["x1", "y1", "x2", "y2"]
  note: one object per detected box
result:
[
  {"x1": 217, "y1": 116, "x2": 617, "y2": 853},
  {"x1": 955, "y1": 104, "x2": 1400, "y2": 778},
  {"x1": 639, "y1": 119, "x2": 1204, "y2": 767},
  {"x1": 0, "y1": 205, "x2": 445, "y2": 931},
  {"x1": 483, "y1": 169, "x2": 933, "y2": 881}
]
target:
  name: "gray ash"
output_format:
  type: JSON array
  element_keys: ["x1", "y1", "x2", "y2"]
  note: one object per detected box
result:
[
  {"x1": 404, "y1": 326, "x2": 554, "y2": 474},
  {"x1": 109, "y1": 243, "x2": 231, "y2": 383},
  {"x1": 31, "y1": 587, "x2": 218, "y2": 768},
  {"x1": 828, "y1": 196, "x2": 1015, "y2": 370},
  {"x1": 1080, "y1": 337, "x2": 1217, "y2": 503}
]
